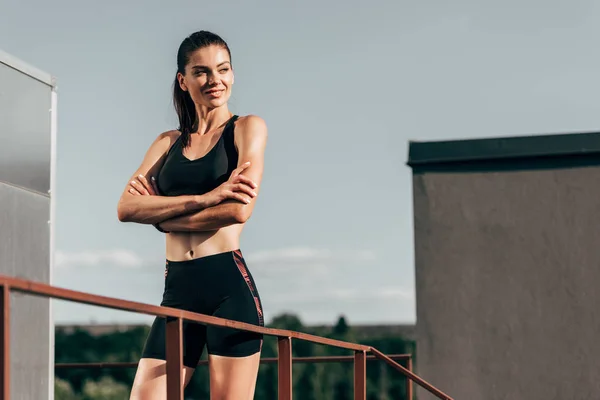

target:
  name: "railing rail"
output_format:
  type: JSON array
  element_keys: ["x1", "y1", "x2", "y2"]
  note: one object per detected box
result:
[
  {"x1": 0, "y1": 275, "x2": 453, "y2": 400},
  {"x1": 54, "y1": 354, "x2": 411, "y2": 369}
]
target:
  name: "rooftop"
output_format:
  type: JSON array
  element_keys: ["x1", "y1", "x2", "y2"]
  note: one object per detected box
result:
[{"x1": 407, "y1": 131, "x2": 600, "y2": 167}]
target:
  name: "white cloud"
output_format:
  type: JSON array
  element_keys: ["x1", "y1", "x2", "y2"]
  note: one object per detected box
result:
[
  {"x1": 51, "y1": 245, "x2": 414, "y2": 325},
  {"x1": 245, "y1": 247, "x2": 334, "y2": 264},
  {"x1": 269, "y1": 286, "x2": 414, "y2": 303},
  {"x1": 241, "y1": 245, "x2": 411, "y2": 323},
  {"x1": 377, "y1": 287, "x2": 413, "y2": 300},
  {"x1": 261, "y1": 285, "x2": 415, "y2": 325},
  {"x1": 245, "y1": 246, "x2": 378, "y2": 264},
  {"x1": 53, "y1": 246, "x2": 375, "y2": 272},
  {"x1": 244, "y1": 246, "x2": 377, "y2": 275},
  {"x1": 55, "y1": 249, "x2": 144, "y2": 269}
]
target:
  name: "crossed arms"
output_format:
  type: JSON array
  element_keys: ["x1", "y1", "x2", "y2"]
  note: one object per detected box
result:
[{"x1": 116, "y1": 116, "x2": 268, "y2": 232}]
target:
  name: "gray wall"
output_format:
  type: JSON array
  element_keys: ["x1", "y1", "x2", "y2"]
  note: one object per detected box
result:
[
  {"x1": 411, "y1": 158, "x2": 600, "y2": 400},
  {"x1": 0, "y1": 51, "x2": 54, "y2": 400}
]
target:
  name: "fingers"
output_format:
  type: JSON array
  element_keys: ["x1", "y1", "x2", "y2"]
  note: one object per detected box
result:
[
  {"x1": 137, "y1": 174, "x2": 156, "y2": 195},
  {"x1": 230, "y1": 161, "x2": 251, "y2": 178},
  {"x1": 233, "y1": 182, "x2": 257, "y2": 199},
  {"x1": 128, "y1": 186, "x2": 142, "y2": 195},
  {"x1": 130, "y1": 175, "x2": 158, "y2": 196},
  {"x1": 232, "y1": 173, "x2": 257, "y2": 189},
  {"x1": 130, "y1": 179, "x2": 149, "y2": 195},
  {"x1": 229, "y1": 192, "x2": 252, "y2": 204},
  {"x1": 223, "y1": 182, "x2": 256, "y2": 205}
]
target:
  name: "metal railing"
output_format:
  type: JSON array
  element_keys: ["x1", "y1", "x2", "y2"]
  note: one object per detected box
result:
[
  {"x1": 55, "y1": 355, "x2": 413, "y2": 399},
  {"x1": 0, "y1": 275, "x2": 454, "y2": 399}
]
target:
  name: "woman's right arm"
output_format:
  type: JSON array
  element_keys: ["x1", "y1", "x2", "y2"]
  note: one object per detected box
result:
[{"x1": 116, "y1": 131, "x2": 208, "y2": 225}]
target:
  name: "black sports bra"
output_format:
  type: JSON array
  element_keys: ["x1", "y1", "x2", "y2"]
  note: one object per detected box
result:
[{"x1": 156, "y1": 115, "x2": 239, "y2": 197}]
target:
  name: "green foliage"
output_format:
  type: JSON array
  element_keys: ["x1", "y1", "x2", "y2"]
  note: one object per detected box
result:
[
  {"x1": 55, "y1": 314, "x2": 415, "y2": 399},
  {"x1": 81, "y1": 376, "x2": 130, "y2": 400},
  {"x1": 55, "y1": 378, "x2": 79, "y2": 400},
  {"x1": 54, "y1": 376, "x2": 130, "y2": 400}
]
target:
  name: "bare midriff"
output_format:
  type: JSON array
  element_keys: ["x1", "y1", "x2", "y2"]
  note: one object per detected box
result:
[{"x1": 165, "y1": 225, "x2": 244, "y2": 261}]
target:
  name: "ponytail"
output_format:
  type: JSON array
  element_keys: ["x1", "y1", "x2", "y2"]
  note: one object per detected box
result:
[{"x1": 172, "y1": 75, "x2": 197, "y2": 148}]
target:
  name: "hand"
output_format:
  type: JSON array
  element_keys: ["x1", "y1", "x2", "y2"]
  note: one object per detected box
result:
[
  {"x1": 129, "y1": 174, "x2": 159, "y2": 196},
  {"x1": 205, "y1": 162, "x2": 257, "y2": 206}
]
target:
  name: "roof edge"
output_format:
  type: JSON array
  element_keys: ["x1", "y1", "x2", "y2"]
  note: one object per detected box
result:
[
  {"x1": 0, "y1": 48, "x2": 56, "y2": 88},
  {"x1": 407, "y1": 131, "x2": 600, "y2": 167}
]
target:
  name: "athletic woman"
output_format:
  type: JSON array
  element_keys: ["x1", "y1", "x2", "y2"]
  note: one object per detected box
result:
[{"x1": 117, "y1": 30, "x2": 268, "y2": 400}]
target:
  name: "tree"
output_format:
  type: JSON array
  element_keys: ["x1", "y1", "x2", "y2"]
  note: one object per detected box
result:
[
  {"x1": 55, "y1": 378, "x2": 80, "y2": 400},
  {"x1": 296, "y1": 362, "x2": 319, "y2": 400},
  {"x1": 269, "y1": 313, "x2": 304, "y2": 331},
  {"x1": 54, "y1": 313, "x2": 417, "y2": 399},
  {"x1": 81, "y1": 376, "x2": 130, "y2": 400},
  {"x1": 333, "y1": 315, "x2": 349, "y2": 337}
]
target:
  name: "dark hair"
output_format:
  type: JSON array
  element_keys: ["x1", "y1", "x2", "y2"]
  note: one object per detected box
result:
[{"x1": 173, "y1": 31, "x2": 232, "y2": 147}]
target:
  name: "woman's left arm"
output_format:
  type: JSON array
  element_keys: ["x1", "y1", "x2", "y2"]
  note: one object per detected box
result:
[{"x1": 158, "y1": 115, "x2": 268, "y2": 232}]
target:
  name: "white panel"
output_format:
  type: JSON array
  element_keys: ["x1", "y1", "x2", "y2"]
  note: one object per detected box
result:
[
  {"x1": 0, "y1": 61, "x2": 52, "y2": 195},
  {"x1": 0, "y1": 174, "x2": 51, "y2": 400},
  {"x1": 0, "y1": 49, "x2": 53, "y2": 400}
]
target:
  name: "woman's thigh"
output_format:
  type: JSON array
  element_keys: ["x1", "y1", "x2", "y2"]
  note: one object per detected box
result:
[
  {"x1": 129, "y1": 358, "x2": 196, "y2": 400},
  {"x1": 208, "y1": 352, "x2": 261, "y2": 400}
]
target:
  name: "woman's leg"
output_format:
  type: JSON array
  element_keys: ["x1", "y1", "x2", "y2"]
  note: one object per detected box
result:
[
  {"x1": 130, "y1": 316, "x2": 206, "y2": 399},
  {"x1": 206, "y1": 251, "x2": 264, "y2": 400},
  {"x1": 129, "y1": 358, "x2": 196, "y2": 400},
  {"x1": 208, "y1": 352, "x2": 261, "y2": 400}
]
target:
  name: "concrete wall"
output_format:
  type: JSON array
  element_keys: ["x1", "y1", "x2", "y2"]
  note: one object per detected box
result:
[
  {"x1": 0, "y1": 49, "x2": 55, "y2": 400},
  {"x1": 410, "y1": 148, "x2": 600, "y2": 400}
]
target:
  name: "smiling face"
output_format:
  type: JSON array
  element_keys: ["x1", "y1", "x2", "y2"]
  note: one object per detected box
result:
[{"x1": 177, "y1": 45, "x2": 234, "y2": 110}]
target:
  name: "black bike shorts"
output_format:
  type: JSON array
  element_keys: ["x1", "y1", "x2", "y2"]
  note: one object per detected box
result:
[{"x1": 141, "y1": 249, "x2": 264, "y2": 368}]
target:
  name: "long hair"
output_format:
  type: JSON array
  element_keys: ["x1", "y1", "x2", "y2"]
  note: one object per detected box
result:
[{"x1": 173, "y1": 31, "x2": 232, "y2": 148}]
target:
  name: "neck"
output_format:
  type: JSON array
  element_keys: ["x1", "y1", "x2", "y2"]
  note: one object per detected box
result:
[{"x1": 194, "y1": 105, "x2": 232, "y2": 135}]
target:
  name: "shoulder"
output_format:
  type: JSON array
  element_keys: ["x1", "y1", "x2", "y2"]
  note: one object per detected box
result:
[
  {"x1": 151, "y1": 129, "x2": 181, "y2": 151},
  {"x1": 232, "y1": 115, "x2": 268, "y2": 153},
  {"x1": 234, "y1": 114, "x2": 268, "y2": 139},
  {"x1": 156, "y1": 129, "x2": 182, "y2": 143}
]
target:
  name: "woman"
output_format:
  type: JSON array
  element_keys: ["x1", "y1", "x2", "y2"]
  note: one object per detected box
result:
[{"x1": 117, "y1": 30, "x2": 268, "y2": 400}]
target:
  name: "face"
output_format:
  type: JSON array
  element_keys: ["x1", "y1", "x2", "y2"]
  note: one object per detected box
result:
[{"x1": 178, "y1": 45, "x2": 234, "y2": 110}]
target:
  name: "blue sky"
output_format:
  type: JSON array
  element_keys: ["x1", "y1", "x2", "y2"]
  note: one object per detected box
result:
[{"x1": 2, "y1": 0, "x2": 600, "y2": 326}]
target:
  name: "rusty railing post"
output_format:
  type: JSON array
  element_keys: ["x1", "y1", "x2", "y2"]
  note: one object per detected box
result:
[
  {"x1": 354, "y1": 350, "x2": 366, "y2": 400},
  {"x1": 278, "y1": 336, "x2": 292, "y2": 400},
  {"x1": 406, "y1": 355, "x2": 413, "y2": 400},
  {"x1": 0, "y1": 285, "x2": 9, "y2": 400},
  {"x1": 165, "y1": 318, "x2": 183, "y2": 400}
]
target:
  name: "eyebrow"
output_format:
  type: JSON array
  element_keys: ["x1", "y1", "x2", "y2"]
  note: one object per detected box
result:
[{"x1": 191, "y1": 61, "x2": 231, "y2": 70}]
